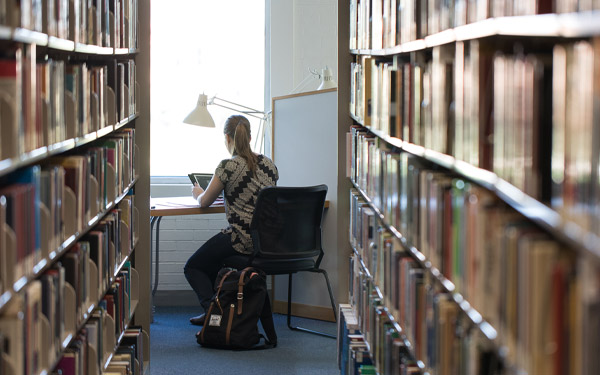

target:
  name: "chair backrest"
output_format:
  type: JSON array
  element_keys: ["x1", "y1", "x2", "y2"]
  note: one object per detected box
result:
[{"x1": 251, "y1": 185, "x2": 328, "y2": 261}]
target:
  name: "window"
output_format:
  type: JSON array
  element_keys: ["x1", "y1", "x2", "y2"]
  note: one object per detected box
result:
[{"x1": 150, "y1": 0, "x2": 265, "y2": 177}]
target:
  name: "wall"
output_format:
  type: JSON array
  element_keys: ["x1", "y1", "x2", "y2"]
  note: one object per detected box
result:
[{"x1": 268, "y1": 0, "x2": 338, "y2": 101}]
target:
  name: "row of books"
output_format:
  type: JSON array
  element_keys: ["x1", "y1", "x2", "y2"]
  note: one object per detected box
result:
[
  {"x1": 350, "y1": 52, "x2": 467, "y2": 163},
  {"x1": 338, "y1": 305, "x2": 373, "y2": 375},
  {"x1": 0, "y1": 128, "x2": 137, "y2": 297},
  {"x1": 350, "y1": 171, "x2": 600, "y2": 375},
  {"x1": 350, "y1": 0, "x2": 596, "y2": 50},
  {"x1": 0, "y1": 231, "x2": 137, "y2": 375},
  {"x1": 0, "y1": 46, "x2": 137, "y2": 162},
  {"x1": 551, "y1": 39, "x2": 600, "y2": 234},
  {"x1": 351, "y1": 37, "x2": 600, "y2": 233},
  {"x1": 348, "y1": 248, "x2": 504, "y2": 375},
  {"x1": 54, "y1": 326, "x2": 144, "y2": 375},
  {"x1": 52, "y1": 284, "x2": 143, "y2": 375},
  {"x1": 0, "y1": 0, "x2": 138, "y2": 49},
  {"x1": 347, "y1": 267, "x2": 425, "y2": 375}
]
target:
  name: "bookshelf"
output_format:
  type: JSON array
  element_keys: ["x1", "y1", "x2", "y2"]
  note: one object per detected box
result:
[
  {"x1": 0, "y1": 1, "x2": 151, "y2": 375},
  {"x1": 340, "y1": 2, "x2": 600, "y2": 375}
]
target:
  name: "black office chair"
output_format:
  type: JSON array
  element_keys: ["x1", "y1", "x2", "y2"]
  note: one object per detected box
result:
[{"x1": 222, "y1": 184, "x2": 337, "y2": 339}]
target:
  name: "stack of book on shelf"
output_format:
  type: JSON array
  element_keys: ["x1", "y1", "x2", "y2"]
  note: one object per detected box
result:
[
  {"x1": 349, "y1": 38, "x2": 600, "y2": 231},
  {"x1": 349, "y1": 0, "x2": 596, "y2": 52},
  {"x1": 0, "y1": 52, "x2": 137, "y2": 164},
  {"x1": 346, "y1": 124, "x2": 600, "y2": 374},
  {"x1": 0, "y1": 129, "x2": 140, "y2": 374},
  {"x1": 345, "y1": 1, "x2": 600, "y2": 374},
  {"x1": 55, "y1": 325, "x2": 145, "y2": 375},
  {"x1": 0, "y1": 0, "x2": 138, "y2": 49},
  {"x1": 0, "y1": 128, "x2": 136, "y2": 296},
  {"x1": 0, "y1": 0, "x2": 146, "y2": 374},
  {"x1": 0, "y1": 238, "x2": 140, "y2": 375}
]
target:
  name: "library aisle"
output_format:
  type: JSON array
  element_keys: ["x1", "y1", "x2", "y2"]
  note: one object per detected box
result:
[{"x1": 150, "y1": 307, "x2": 338, "y2": 375}]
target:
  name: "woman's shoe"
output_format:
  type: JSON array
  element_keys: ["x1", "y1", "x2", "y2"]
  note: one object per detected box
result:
[{"x1": 189, "y1": 314, "x2": 206, "y2": 326}]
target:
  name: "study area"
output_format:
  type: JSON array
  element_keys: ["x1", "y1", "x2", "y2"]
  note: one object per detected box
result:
[{"x1": 1, "y1": 0, "x2": 600, "y2": 374}]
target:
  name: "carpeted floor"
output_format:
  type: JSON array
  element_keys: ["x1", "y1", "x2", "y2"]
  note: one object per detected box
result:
[{"x1": 150, "y1": 306, "x2": 339, "y2": 375}]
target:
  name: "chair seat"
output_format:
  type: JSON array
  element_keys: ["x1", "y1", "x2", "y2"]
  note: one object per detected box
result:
[{"x1": 223, "y1": 255, "x2": 317, "y2": 275}]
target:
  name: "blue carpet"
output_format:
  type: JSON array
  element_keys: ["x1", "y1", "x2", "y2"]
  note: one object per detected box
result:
[{"x1": 150, "y1": 306, "x2": 339, "y2": 375}]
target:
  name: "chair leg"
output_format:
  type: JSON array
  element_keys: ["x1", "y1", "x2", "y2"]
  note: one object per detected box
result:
[
  {"x1": 287, "y1": 273, "x2": 293, "y2": 329},
  {"x1": 285, "y1": 272, "x2": 337, "y2": 339},
  {"x1": 315, "y1": 268, "x2": 337, "y2": 323}
]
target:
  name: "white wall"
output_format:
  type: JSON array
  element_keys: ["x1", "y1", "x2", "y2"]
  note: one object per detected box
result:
[
  {"x1": 268, "y1": 0, "x2": 338, "y2": 101},
  {"x1": 152, "y1": 214, "x2": 227, "y2": 291}
]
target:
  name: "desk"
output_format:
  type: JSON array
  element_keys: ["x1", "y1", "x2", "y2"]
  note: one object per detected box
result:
[
  {"x1": 150, "y1": 197, "x2": 330, "y2": 297},
  {"x1": 150, "y1": 196, "x2": 225, "y2": 297}
]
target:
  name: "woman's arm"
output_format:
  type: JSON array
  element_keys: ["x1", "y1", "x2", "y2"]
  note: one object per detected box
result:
[{"x1": 192, "y1": 176, "x2": 224, "y2": 207}]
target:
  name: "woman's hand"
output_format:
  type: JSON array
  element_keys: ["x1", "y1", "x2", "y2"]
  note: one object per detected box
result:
[{"x1": 191, "y1": 183, "x2": 204, "y2": 200}]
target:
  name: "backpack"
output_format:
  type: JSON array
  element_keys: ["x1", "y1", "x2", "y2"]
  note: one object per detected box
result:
[{"x1": 196, "y1": 267, "x2": 277, "y2": 350}]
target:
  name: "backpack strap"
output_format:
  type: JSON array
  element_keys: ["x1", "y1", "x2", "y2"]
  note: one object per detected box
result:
[
  {"x1": 215, "y1": 269, "x2": 235, "y2": 313},
  {"x1": 259, "y1": 294, "x2": 277, "y2": 346},
  {"x1": 199, "y1": 301, "x2": 215, "y2": 344},
  {"x1": 236, "y1": 267, "x2": 258, "y2": 315},
  {"x1": 237, "y1": 268, "x2": 251, "y2": 315}
]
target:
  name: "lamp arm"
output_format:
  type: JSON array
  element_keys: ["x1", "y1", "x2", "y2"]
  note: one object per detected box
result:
[
  {"x1": 212, "y1": 103, "x2": 264, "y2": 120},
  {"x1": 211, "y1": 96, "x2": 265, "y2": 114}
]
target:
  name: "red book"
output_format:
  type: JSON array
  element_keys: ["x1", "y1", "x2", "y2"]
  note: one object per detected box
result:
[
  {"x1": 55, "y1": 352, "x2": 76, "y2": 375},
  {"x1": 104, "y1": 294, "x2": 115, "y2": 320}
]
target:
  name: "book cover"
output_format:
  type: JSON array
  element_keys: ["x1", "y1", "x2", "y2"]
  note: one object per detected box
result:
[
  {"x1": 24, "y1": 280, "x2": 42, "y2": 375},
  {"x1": 0, "y1": 57, "x2": 21, "y2": 161},
  {"x1": 55, "y1": 351, "x2": 77, "y2": 375},
  {"x1": 0, "y1": 296, "x2": 25, "y2": 375}
]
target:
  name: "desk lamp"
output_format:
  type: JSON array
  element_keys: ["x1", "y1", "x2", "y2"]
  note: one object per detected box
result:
[
  {"x1": 183, "y1": 94, "x2": 269, "y2": 152},
  {"x1": 290, "y1": 66, "x2": 337, "y2": 94}
]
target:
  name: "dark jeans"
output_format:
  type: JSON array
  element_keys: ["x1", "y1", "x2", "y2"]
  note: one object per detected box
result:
[{"x1": 184, "y1": 232, "x2": 240, "y2": 312}]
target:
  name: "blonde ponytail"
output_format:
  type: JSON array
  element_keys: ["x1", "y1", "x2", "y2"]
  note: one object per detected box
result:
[{"x1": 224, "y1": 115, "x2": 258, "y2": 174}]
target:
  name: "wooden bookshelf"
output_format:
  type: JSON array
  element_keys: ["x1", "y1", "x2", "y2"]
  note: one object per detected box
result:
[
  {"x1": 350, "y1": 117, "x2": 600, "y2": 264},
  {"x1": 0, "y1": 1, "x2": 150, "y2": 374},
  {"x1": 351, "y1": 11, "x2": 600, "y2": 57},
  {"x1": 341, "y1": 2, "x2": 600, "y2": 375}
]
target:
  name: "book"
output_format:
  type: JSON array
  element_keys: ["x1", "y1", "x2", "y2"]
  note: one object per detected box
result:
[
  {"x1": 0, "y1": 56, "x2": 21, "y2": 161},
  {"x1": 0, "y1": 195, "x2": 5, "y2": 294},
  {"x1": 0, "y1": 296, "x2": 25, "y2": 375},
  {"x1": 24, "y1": 280, "x2": 42, "y2": 375}
]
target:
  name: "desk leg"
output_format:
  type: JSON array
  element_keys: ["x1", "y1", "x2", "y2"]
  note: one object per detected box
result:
[
  {"x1": 152, "y1": 216, "x2": 163, "y2": 297},
  {"x1": 150, "y1": 216, "x2": 161, "y2": 322}
]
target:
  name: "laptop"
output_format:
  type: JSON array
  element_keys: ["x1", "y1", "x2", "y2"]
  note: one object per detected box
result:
[{"x1": 188, "y1": 173, "x2": 224, "y2": 198}]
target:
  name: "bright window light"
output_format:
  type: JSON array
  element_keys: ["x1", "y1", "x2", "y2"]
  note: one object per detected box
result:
[{"x1": 150, "y1": 0, "x2": 265, "y2": 176}]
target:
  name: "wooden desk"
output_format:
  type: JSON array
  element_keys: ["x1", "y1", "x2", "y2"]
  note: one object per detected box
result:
[{"x1": 151, "y1": 196, "x2": 225, "y2": 216}]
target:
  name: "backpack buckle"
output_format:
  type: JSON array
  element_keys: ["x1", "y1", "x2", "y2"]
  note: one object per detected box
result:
[{"x1": 237, "y1": 293, "x2": 243, "y2": 300}]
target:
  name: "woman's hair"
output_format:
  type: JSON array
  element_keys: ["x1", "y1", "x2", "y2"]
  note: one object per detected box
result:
[{"x1": 224, "y1": 115, "x2": 257, "y2": 173}]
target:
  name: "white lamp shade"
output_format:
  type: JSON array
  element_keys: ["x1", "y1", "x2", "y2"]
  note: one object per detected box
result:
[
  {"x1": 183, "y1": 94, "x2": 216, "y2": 127},
  {"x1": 317, "y1": 67, "x2": 337, "y2": 90}
]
